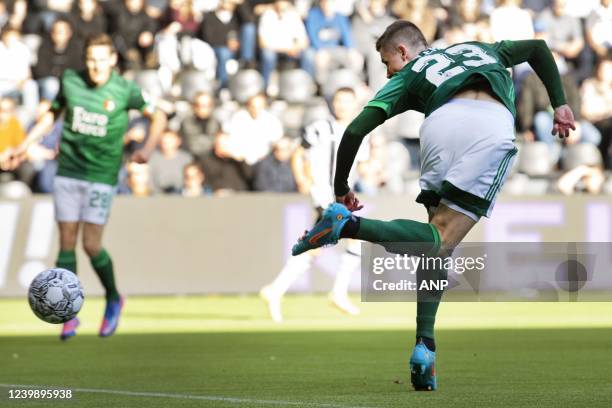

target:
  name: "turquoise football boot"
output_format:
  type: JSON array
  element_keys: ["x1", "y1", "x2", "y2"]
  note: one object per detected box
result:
[
  {"x1": 410, "y1": 340, "x2": 437, "y2": 391},
  {"x1": 292, "y1": 203, "x2": 352, "y2": 256}
]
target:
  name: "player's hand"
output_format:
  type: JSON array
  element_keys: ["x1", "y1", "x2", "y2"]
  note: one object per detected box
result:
[
  {"x1": 335, "y1": 190, "x2": 363, "y2": 212},
  {"x1": 130, "y1": 148, "x2": 151, "y2": 164},
  {"x1": 552, "y1": 104, "x2": 576, "y2": 139}
]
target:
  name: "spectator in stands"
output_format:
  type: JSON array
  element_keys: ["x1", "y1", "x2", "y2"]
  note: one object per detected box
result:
[
  {"x1": 33, "y1": 17, "x2": 82, "y2": 102},
  {"x1": 0, "y1": 26, "x2": 38, "y2": 115},
  {"x1": 517, "y1": 51, "x2": 601, "y2": 162},
  {"x1": 0, "y1": 96, "x2": 35, "y2": 185},
  {"x1": 70, "y1": 0, "x2": 107, "y2": 40},
  {"x1": 148, "y1": 129, "x2": 193, "y2": 193},
  {"x1": 586, "y1": 0, "x2": 612, "y2": 59},
  {"x1": 224, "y1": 92, "x2": 283, "y2": 165},
  {"x1": 353, "y1": 0, "x2": 394, "y2": 90},
  {"x1": 0, "y1": 3, "x2": 7, "y2": 30},
  {"x1": 179, "y1": 91, "x2": 220, "y2": 157},
  {"x1": 199, "y1": 131, "x2": 253, "y2": 193},
  {"x1": 447, "y1": 0, "x2": 493, "y2": 42},
  {"x1": 521, "y1": 0, "x2": 553, "y2": 14},
  {"x1": 432, "y1": 21, "x2": 469, "y2": 49},
  {"x1": 28, "y1": 0, "x2": 74, "y2": 34},
  {"x1": 391, "y1": 0, "x2": 437, "y2": 43},
  {"x1": 253, "y1": 137, "x2": 297, "y2": 192},
  {"x1": 200, "y1": 0, "x2": 241, "y2": 89},
  {"x1": 490, "y1": 0, "x2": 534, "y2": 41},
  {"x1": 258, "y1": 0, "x2": 312, "y2": 90},
  {"x1": 156, "y1": 0, "x2": 214, "y2": 90},
  {"x1": 111, "y1": 0, "x2": 158, "y2": 70},
  {"x1": 581, "y1": 57, "x2": 612, "y2": 168},
  {"x1": 2, "y1": 0, "x2": 27, "y2": 31},
  {"x1": 181, "y1": 161, "x2": 210, "y2": 196},
  {"x1": 304, "y1": 0, "x2": 363, "y2": 85},
  {"x1": 356, "y1": 156, "x2": 386, "y2": 195},
  {"x1": 159, "y1": 0, "x2": 200, "y2": 38},
  {"x1": 557, "y1": 164, "x2": 605, "y2": 195},
  {"x1": 29, "y1": 120, "x2": 63, "y2": 193},
  {"x1": 234, "y1": 0, "x2": 257, "y2": 69},
  {"x1": 537, "y1": 0, "x2": 584, "y2": 60},
  {"x1": 126, "y1": 161, "x2": 153, "y2": 197}
]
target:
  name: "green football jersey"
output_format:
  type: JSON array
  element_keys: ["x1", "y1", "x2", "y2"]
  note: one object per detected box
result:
[
  {"x1": 53, "y1": 69, "x2": 151, "y2": 186},
  {"x1": 367, "y1": 41, "x2": 518, "y2": 119}
]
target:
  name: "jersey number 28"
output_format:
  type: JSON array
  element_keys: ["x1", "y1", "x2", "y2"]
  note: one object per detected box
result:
[{"x1": 412, "y1": 44, "x2": 497, "y2": 87}]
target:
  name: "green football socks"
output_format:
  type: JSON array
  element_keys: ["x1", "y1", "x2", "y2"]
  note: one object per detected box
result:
[
  {"x1": 57, "y1": 249, "x2": 77, "y2": 275},
  {"x1": 90, "y1": 249, "x2": 120, "y2": 301},
  {"x1": 343, "y1": 217, "x2": 445, "y2": 350}
]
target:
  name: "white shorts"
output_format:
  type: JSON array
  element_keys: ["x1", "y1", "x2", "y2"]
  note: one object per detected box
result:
[
  {"x1": 53, "y1": 176, "x2": 115, "y2": 225},
  {"x1": 417, "y1": 98, "x2": 517, "y2": 221}
]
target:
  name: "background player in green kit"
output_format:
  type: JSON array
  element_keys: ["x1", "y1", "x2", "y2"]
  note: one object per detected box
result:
[
  {"x1": 292, "y1": 21, "x2": 576, "y2": 391},
  {"x1": 3, "y1": 34, "x2": 167, "y2": 340}
]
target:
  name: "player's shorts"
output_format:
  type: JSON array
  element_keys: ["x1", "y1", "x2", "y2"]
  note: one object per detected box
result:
[
  {"x1": 416, "y1": 98, "x2": 517, "y2": 221},
  {"x1": 53, "y1": 176, "x2": 115, "y2": 225}
]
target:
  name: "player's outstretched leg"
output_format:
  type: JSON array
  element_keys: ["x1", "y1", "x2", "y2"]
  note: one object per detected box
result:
[
  {"x1": 409, "y1": 338, "x2": 437, "y2": 391},
  {"x1": 292, "y1": 203, "x2": 353, "y2": 256},
  {"x1": 57, "y1": 249, "x2": 78, "y2": 340},
  {"x1": 261, "y1": 252, "x2": 314, "y2": 322}
]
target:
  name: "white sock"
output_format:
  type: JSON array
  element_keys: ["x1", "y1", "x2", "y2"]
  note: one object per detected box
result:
[
  {"x1": 270, "y1": 252, "x2": 314, "y2": 296},
  {"x1": 332, "y1": 251, "x2": 360, "y2": 298}
]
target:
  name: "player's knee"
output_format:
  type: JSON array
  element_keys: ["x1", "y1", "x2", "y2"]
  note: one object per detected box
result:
[
  {"x1": 82, "y1": 238, "x2": 102, "y2": 258},
  {"x1": 429, "y1": 221, "x2": 457, "y2": 258},
  {"x1": 59, "y1": 231, "x2": 78, "y2": 250}
]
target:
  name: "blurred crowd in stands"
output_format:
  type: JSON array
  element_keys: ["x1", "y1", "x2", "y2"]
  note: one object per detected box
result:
[{"x1": 0, "y1": 0, "x2": 610, "y2": 198}]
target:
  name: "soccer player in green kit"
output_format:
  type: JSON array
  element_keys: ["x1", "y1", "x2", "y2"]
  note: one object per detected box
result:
[
  {"x1": 4, "y1": 34, "x2": 167, "y2": 339},
  {"x1": 292, "y1": 21, "x2": 576, "y2": 390}
]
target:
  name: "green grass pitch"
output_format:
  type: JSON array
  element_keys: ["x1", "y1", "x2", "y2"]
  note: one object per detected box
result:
[{"x1": 1, "y1": 296, "x2": 611, "y2": 407}]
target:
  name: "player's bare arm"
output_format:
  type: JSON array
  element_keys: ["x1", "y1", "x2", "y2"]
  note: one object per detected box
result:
[{"x1": 131, "y1": 108, "x2": 168, "y2": 164}]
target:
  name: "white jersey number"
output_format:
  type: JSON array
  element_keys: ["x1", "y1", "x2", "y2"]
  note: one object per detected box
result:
[{"x1": 412, "y1": 44, "x2": 497, "y2": 87}]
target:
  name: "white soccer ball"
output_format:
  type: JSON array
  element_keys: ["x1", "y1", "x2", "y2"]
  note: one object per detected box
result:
[{"x1": 28, "y1": 268, "x2": 84, "y2": 324}]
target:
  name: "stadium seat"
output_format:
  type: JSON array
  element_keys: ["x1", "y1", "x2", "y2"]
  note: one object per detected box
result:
[
  {"x1": 517, "y1": 142, "x2": 552, "y2": 177},
  {"x1": 278, "y1": 69, "x2": 316, "y2": 104},
  {"x1": 280, "y1": 104, "x2": 306, "y2": 139},
  {"x1": 392, "y1": 111, "x2": 424, "y2": 139},
  {"x1": 0, "y1": 181, "x2": 32, "y2": 199},
  {"x1": 228, "y1": 69, "x2": 264, "y2": 104},
  {"x1": 178, "y1": 70, "x2": 214, "y2": 101},
  {"x1": 321, "y1": 69, "x2": 361, "y2": 99},
  {"x1": 133, "y1": 70, "x2": 164, "y2": 100},
  {"x1": 563, "y1": 144, "x2": 603, "y2": 171},
  {"x1": 301, "y1": 98, "x2": 331, "y2": 127}
]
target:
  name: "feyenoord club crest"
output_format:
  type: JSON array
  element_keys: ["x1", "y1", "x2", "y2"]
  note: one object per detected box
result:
[{"x1": 103, "y1": 99, "x2": 116, "y2": 112}]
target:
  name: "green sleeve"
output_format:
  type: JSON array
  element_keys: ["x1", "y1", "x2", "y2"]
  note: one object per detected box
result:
[
  {"x1": 127, "y1": 81, "x2": 153, "y2": 113},
  {"x1": 334, "y1": 107, "x2": 387, "y2": 196},
  {"x1": 494, "y1": 39, "x2": 567, "y2": 108},
  {"x1": 365, "y1": 72, "x2": 407, "y2": 118}
]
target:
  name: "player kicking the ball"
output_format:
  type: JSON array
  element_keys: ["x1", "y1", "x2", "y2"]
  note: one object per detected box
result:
[
  {"x1": 2, "y1": 34, "x2": 167, "y2": 340},
  {"x1": 291, "y1": 21, "x2": 575, "y2": 390}
]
